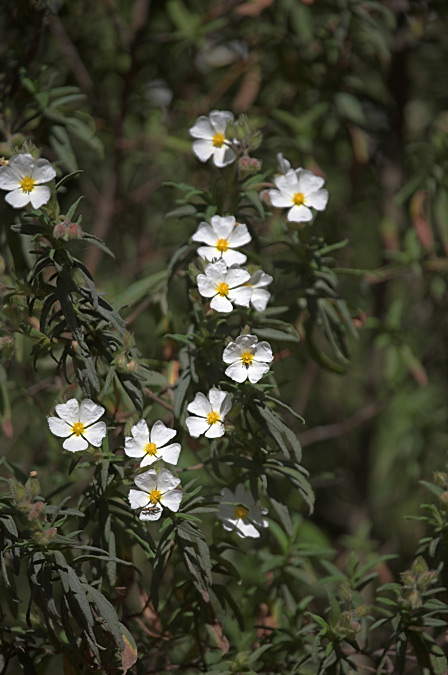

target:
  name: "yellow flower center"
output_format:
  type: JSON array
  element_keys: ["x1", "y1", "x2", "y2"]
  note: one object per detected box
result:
[
  {"x1": 206, "y1": 411, "x2": 221, "y2": 425},
  {"x1": 71, "y1": 422, "x2": 85, "y2": 436},
  {"x1": 212, "y1": 132, "x2": 225, "y2": 148},
  {"x1": 234, "y1": 506, "x2": 248, "y2": 520},
  {"x1": 149, "y1": 489, "x2": 162, "y2": 505},
  {"x1": 240, "y1": 350, "x2": 254, "y2": 366},
  {"x1": 144, "y1": 442, "x2": 158, "y2": 456},
  {"x1": 292, "y1": 192, "x2": 305, "y2": 206},
  {"x1": 216, "y1": 238, "x2": 229, "y2": 252},
  {"x1": 20, "y1": 175, "x2": 36, "y2": 194},
  {"x1": 215, "y1": 282, "x2": 229, "y2": 297}
]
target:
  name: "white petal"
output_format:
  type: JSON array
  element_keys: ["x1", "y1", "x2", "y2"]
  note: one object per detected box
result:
[
  {"x1": 204, "y1": 259, "x2": 228, "y2": 283},
  {"x1": 269, "y1": 189, "x2": 294, "y2": 208},
  {"x1": 5, "y1": 189, "x2": 31, "y2": 209},
  {"x1": 55, "y1": 399, "x2": 80, "y2": 424},
  {"x1": 210, "y1": 294, "x2": 233, "y2": 312},
  {"x1": 225, "y1": 267, "x2": 250, "y2": 288},
  {"x1": 228, "y1": 286, "x2": 251, "y2": 308},
  {"x1": 235, "y1": 483, "x2": 254, "y2": 505},
  {"x1": 83, "y1": 421, "x2": 107, "y2": 447},
  {"x1": 32, "y1": 158, "x2": 56, "y2": 183},
  {"x1": 161, "y1": 489, "x2": 182, "y2": 512},
  {"x1": 8, "y1": 154, "x2": 35, "y2": 179},
  {"x1": 158, "y1": 468, "x2": 181, "y2": 494},
  {"x1": 296, "y1": 169, "x2": 325, "y2": 195},
  {"x1": 189, "y1": 116, "x2": 214, "y2": 139},
  {"x1": 222, "y1": 341, "x2": 242, "y2": 364},
  {"x1": 128, "y1": 489, "x2": 150, "y2": 510},
  {"x1": 222, "y1": 249, "x2": 247, "y2": 266},
  {"x1": 213, "y1": 145, "x2": 236, "y2": 167},
  {"x1": 197, "y1": 275, "x2": 217, "y2": 298},
  {"x1": 250, "y1": 270, "x2": 273, "y2": 288},
  {"x1": 29, "y1": 185, "x2": 51, "y2": 209},
  {"x1": 254, "y1": 341, "x2": 274, "y2": 362},
  {"x1": 210, "y1": 215, "x2": 235, "y2": 240},
  {"x1": 204, "y1": 422, "x2": 225, "y2": 438},
  {"x1": 0, "y1": 167, "x2": 21, "y2": 190},
  {"x1": 63, "y1": 434, "x2": 88, "y2": 452},
  {"x1": 209, "y1": 110, "x2": 234, "y2": 134},
  {"x1": 274, "y1": 170, "x2": 299, "y2": 195},
  {"x1": 130, "y1": 419, "x2": 150, "y2": 443},
  {"x1": 305, "y1": 188, "x2": 329, "y2": 211},
  {"x1": 236, "y1": 520, "x2": 261, "y2": 538},
  {"x1": 185, "y1": 416, "x2": 210, "y2": 437},
  {"x1": 79, "y1": 399, "x2": 105, "y2": 425},
  {"x1": 158, "y1": 443, "x2": 181, "y2": 465},
  {"x1": 134, "y1": 469, "x2": 157, "y2": 492},
  {"x1": 225, "y1": 361, "x2": 248, "y2": 383},
  {"x1": 277, "y1": 153, "x2": 291, "y2": 174},
  {"x1": 208, "y1": 388, "x2": 229, "y2": 414},
  {"x1": 192, "y1": 222, "x2": 217, "y2": 246},
  {"x1": 187, "y1": 392, "x2": 212, "y2": 417},
  {"x1": 150, "y1": 420, "x2": 177, "y2": 448},
  {"x1": 251, "y1": 289, "x2": 271, "y2": 311},
  {"x1": 125, "y1": 436, "x2": 151, "y2": 458},
  {"x1": 140, "y1": 453, "x2": 160, "y2": 467},
  {"x1": 197, "y1": 246, "x2": 221, "y2": 262},
  {"x1": 192, "y1": 139, "x2": 215, "y2": 162},
  {"x1": 48, "y1": 417, "x2": 72, "y2": 438},
  {"x1": 140, "y1": 505, "x2": 162, "y2": 521},
  {"x1": 288, "y1": 204, "x2": 313, "y2": 223},
  {"x1": 227, "y1": 223, "x2": 251, "y2": 248},
  {"x1": 247, "y1": 361, "x2": 269, "y2": 383}
]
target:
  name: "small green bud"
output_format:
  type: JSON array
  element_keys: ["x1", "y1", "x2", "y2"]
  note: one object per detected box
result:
[
  {"x1": 400, "y1": 570, "x2": 414, "y2": 588},
  {"x1": 439, "y1": 491, "x2": 448, "y2": 511},
  {"x1": 408, "y1": 590, "x2": 422, "y2": 610},
  {"x1": 248, "y1": 130, "x2": 263, "y2": 151},
  {"x1": 433, "y1": 471, "x2": 447, "y2": 487},
  {"x1": 237, "y1": 155, "x2": 262, "y2": 180},
  {"x1": 123, "y1": 331, "x2": 135, "y2": 350},
  {"x1": 9, "y1": 478, "x2": 27, "y2": 503},
  {"x1": 412, "y1": 556, "x2": 428, "y2": 577},
  {"x1": 114, "y1": 353, "x2": 128, "y2": 372},
  {"x1": 126, "y1": 359, "x2": 139, "y2": 374},
  {"x1": 25, "y1": 471, "x2": 41, "y2": 499}
]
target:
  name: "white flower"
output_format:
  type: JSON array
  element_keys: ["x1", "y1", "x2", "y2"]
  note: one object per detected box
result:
[
  {"x1": 124, "y1": 419, "x2": 181, "y2": 468},
  {"x1": 192, "y1": 215, "x2": 251, "y2": 266},
  {"x1": 0, "y1": 154, "x2": 56, "y2": 209},
  {"x1": 223, "y1": 334, "x2": 273, "y2": 384},
  {"x1": 197, "y1": 259, "x2": 252, "y2": 313},
  {"x1": 218, "y1": 484, "x2": 268, "y2": 538},
  {"x1": 48, "y1": 398, "x2": 107, "y2": 452},
  {"x1": 128, "y1": 468, "x2": 182, "y2": 521},
  {"x1": 269, "y1": 168, "x2": 328, "y2": 223},
  {"x1": 246, "y1": 270, "x2": 273, "y2": 311},
  {"x1": 189, "y1": 110, "x2": 236, "y2": 167},
  {"x1": 186, "y1": 388, "x2": 232, "y2": 439}
]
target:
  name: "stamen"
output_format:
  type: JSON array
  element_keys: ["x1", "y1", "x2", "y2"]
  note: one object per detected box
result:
[
  {"x1": 144, "y1": 442, "x2": 158, "y2": 456},
  {"x1": 216, "y1": 238, "x2": 228, "y2": 252},
  {"x1": 216, "y1": 282, "x2": 229, "y2": 297},
  {"x1": 149, "y1": 489, "x2": 162, "y2": 505},
  {"x1": 206, "y1": 411, "x2": 221, "y2": 425},
  {"x1": 20, "y1": 176, "x2": 36, "y2": 194},
  {"x1": 292, "y1": 192, "x2": 305, "y2": 206},
  {"x1": 212, "y1": 132, "x2": 225, "y2": 148},
  {"x1": 71, "y1": 422, "x2": 85, "y2": 437},
  {"x1": 240, "y1": 350, "x2": 254, "y2": 366},
  {"x1": 234, "y1": 506, "x2": 248, "y2": 520}
]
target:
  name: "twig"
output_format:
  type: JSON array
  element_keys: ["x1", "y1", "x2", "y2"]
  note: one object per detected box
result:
[{"x1": 299, "y1": 401, "x2": 383, "y2": 447}]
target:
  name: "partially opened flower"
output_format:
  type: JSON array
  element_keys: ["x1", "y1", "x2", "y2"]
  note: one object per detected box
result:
[
  {"x1": 186, "y1": 388, "x2": 232, "y2": 438},
  {"x1": 269, "y1": 168, "x2": 328, "y2": 223},
  {"x1": 246, "y1": 269, "x2": 273, "y2": 311},
  {"x1": 218, "y1": 484, "x2": 268, "y2": 538},
  {"x1": 0, "y1": 154, "x2": 56, "y2": 209},
  {"x1": 192, "y1": 215, "x2": 251, "y2": 266},
  {"x1": 197, "y1": 259, "x2": 251, "y2": 313},
  {"x1": 223, "y1": 334, "x2": 273, "y2": 384},
  {"x1": 189, "y1": 110, "x2": 236, "y2": 167},
  {"x1": 128, "y1": 468, "x2": 182, "y2": 521},
  {"x1": 124, "y1": 420, "x2": 181, "y2": 467},
  {"x1": 48, "y1": 398, "x2": 107, "y2": 452},
  {"x1": 276, "y1": 153, "x2": 291, "y2": 174}
]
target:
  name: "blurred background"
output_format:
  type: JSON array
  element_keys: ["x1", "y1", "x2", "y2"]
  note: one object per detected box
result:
[{"x1": 1, "y1": 0, "x2": 448, "y2": 579}]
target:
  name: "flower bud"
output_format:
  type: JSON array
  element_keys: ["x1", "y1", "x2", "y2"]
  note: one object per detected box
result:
[
  {"x1": 400, "y1": 570, "x2": 414, "y2": 588},
  {"x1": 408, "y1": 590, "x2": 422, "y2": 610},
  {"x1": 25, "y1": 471, "x2": 41, "y2": 499},
  {"x1": 28, "y1": 501, "x2": 46, "y2": 522},
  {"x1": 248, "y1": 130, "x2": 263, "y2": 151},
  {"x1": 67, "y1": 222, "x2": 83, "y2": 239},
  {"x1": 412, "y1": 556, "x2": 428, "y2": 577},
  {"x1": 259, "y1": 189, "x2": 271, "y2": 206},
  {"x1": 53, "y1": 222, "x2": 67, "y2": 239},
  {"x1": 237, "y1": 155, "x2": 262, "y2": 180},
  {"x1": 439, "y1": 491, "x2": 448, "y2": 511},
  {"x1": 9, "y1": 478, "x2": 27, "y2": 503},
  {"x1": 433, "y1": 471, "x2": 447, "y2": 487},
  {"x1": 126, "y1": 359, "x2": 139, "y2": 374},
  {"x1": 123, "y1": 331, "x2": 135, "y2": 350},
  {"x1": 114, "y1": 353, "x2": 128, "y2": 372}
]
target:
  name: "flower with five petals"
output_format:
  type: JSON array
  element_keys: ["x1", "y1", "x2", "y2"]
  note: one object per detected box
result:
[
  {"x1": 197, "y1": 259, "x2": 251, "y2": 313},
  {"x1": 48, "y1": 398, "x2": 107, "y2": 452},
  {"x1": 192, "y1": 215, "x2": 251, "y2": 266},
  {"x1": 0, "y1": 154, "x2": 56, "y2": 209},
  {"x1": 223, "y1": 334, "x2": 273, "y2": 384},
  {"x1": 218, "y1": 484, "x2": 268, "y2": 538},
  {"x1": 128, "y1": 468, "x2": 182, "y2": 521},
  {"x1": 269, "y1": 168, "x2": 328, "y2": 223},
  {"x1": 189, "y1": 110, "x2": 236, "y2": 167},
  {"x1": 186, "y1": 388, "x2": 232, "y2": 439},
  {"x1": 124, "y1": 420, "x2": 181, "y2": 467}
]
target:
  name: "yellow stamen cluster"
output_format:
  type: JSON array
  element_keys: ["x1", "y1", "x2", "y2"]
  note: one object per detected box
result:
[
  {"x1": 240, "y1": 350, "x2": 254, "y2": 366},
  {"x1": 216, "y1": 282, "x2": 229, "y2": 297},
  {"x1": 71, "y1": 422, "x2": 85, "y2": 437},
  {"x1": 216, "y1": 238, "x2": 229, "y2": 252},
  {"x1": 234, "y1": 506, "x2": 248, "y2": 520},
  {"x1": 206, "y1": 411, "x2": 221, "y2": 425},
  {"x1": 292, "y1": 192, "x2": 305, "y2": 206},
  {"x1": 144, "y1": 442, "x2": 158, "y2": 456},
  {"x1": 20, "y1": 176, "x2": 36, "y2": 194},
  {"x1": 149, "y1": 489, "x2": 162, "y2": 505},
  {"x1": 212, "y1": 132, "x2": 225, "y2": 148}
]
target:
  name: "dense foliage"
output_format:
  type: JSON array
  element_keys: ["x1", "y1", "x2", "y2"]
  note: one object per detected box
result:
[{"x1": 1, "y1": 1, "x2": 448, "y2": 673}]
